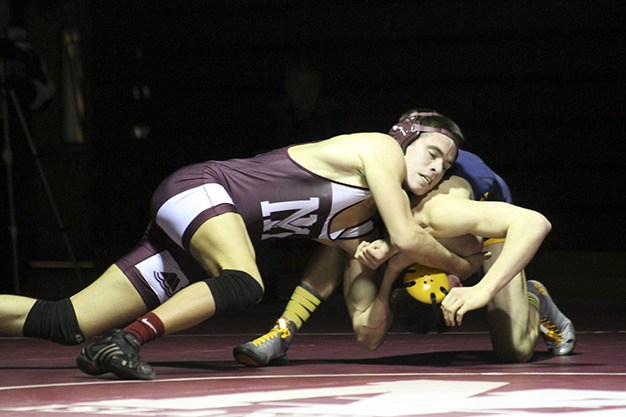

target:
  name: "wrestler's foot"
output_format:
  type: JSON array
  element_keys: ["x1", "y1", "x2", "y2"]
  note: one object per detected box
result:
[
  {"x1": 527, "y1": 280, "x2": 576, "y2": 356},
  {"x1": 233, "y1": 318, "x2": 297, "y2": 367},
  {"x1": 76, "y1": 329, "x2": 156, "y2": 380}
]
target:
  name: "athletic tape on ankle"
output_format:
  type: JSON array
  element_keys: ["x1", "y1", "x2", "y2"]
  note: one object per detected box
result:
[{"x1": 284, "y1": 285, "x2": 322, "y2": 328}]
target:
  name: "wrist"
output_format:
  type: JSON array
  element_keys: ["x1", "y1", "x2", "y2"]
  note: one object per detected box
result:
[
  {"x1": 452, "y1": 257, "x2": 471, "y2": 279},
  {"x1": 474, "y1": 276, "x2": 499, "y2": 298}
]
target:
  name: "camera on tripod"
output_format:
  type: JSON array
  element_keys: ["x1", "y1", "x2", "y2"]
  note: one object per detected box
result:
[
  {"x1": 0, "y1": 35, "x2": 33, "y2": 99},
  {"x1": 0, "y1": 23, "x2": 82, "y2": 294}
]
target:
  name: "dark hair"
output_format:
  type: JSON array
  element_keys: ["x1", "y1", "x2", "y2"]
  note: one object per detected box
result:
[
  {"x1": 390, "y1": 287, "x2": 447, "y2": 334},
  {"x1": 388, "y1": 108, "x2": 465, "y2": 151}
]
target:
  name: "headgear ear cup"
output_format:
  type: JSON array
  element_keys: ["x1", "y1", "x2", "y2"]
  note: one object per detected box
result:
[{"x1": 402, "y1": 263, "x2": 449, "y2": 304}]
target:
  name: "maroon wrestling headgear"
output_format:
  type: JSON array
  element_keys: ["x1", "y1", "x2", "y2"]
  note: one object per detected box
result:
[{"x1": 388, "y1": 109, "x2": 465, "y2": 152}]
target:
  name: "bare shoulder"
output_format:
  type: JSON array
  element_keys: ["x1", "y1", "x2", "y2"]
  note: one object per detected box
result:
[
  {"x1": 345, "y1": 132, "x2": 402, "y2": 155},
  {"x1": 292, "y1": 132, "x2": 398, "y2": 155},
  {"x1": 422, "y1": 176, "x2": 473, "y2": 204},
  {"x1": 289, "y1": 132, "x2": 402, "y2": 185}
]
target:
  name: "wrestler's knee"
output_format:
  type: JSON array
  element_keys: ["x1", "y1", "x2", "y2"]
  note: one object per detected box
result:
[
  {"x1": 203, "y1": 270, "x2": 264, "y2": 315},
  {"x1": 23, "y1": 298, "x2": 85, "y2": 345},
  {"x1": 490, "y1": 320, "x2": 536, "y2": 363},
  {"x1": 354, "y1": 325, "x2": 386, "y2": 351},
  {"x1": 352, "y1": 311, "x2": 390, "y2": 351},
  {"x1": 493, "y1": 342, "x2": 535, "y2": 363}
]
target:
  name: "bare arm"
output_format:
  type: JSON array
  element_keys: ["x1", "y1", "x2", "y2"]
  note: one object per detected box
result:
[
  {"x1": 330, "y1": 236, "x2": 392, "y2": 350},
  {"x1": 415, "y1": 194, "x2": 551, "y2": 326},
  {"x1": 355, "y1": 234, "x2": 482, "y2": 272},
  {"x1": 355, "y1": 134, "x2": 477, "y2": 278},
  {"x1": 293, "y1": 235, "x2": 393, "y2": 350},
  {"x1": 343, "y1": 257, "x2": 392, "y2": 350},
  {"x1": 290, "y1": 133, "x2": 477, "y2": 277}
]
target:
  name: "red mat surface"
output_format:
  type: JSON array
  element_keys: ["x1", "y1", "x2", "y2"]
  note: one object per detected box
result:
[{"x1": 1, "y1": 297, "x2": 625, "y2": 416}]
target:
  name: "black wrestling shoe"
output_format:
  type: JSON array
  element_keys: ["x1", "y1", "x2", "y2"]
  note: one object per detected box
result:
[
  {"x1": 233, "y1": 318, "x2": 296, "y2": 367},
  {"x1": 527, "y1": 280, "x2": 576, "y2": 356},
  {"x1": 76, "y1": 329, "x2": 156, "y2": 380}
]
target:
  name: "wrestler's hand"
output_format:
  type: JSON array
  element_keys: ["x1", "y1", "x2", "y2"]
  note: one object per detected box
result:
[
  {"x1": 459, "y1": 251, "x2": 491, "y2": 279},
  {"x1": 354, "y1": 240, "x2": 394, "y2": 269},
  {"x1": 440, "y1": 286, "x2": 490, "y2": 327}
]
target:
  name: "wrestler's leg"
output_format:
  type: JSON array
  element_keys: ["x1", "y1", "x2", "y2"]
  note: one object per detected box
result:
[
  {"x1": 0, "y1": 295, "x2": 38, "y2": 335},
  {"x1": 0, "y1": 264, "x2": 148, "y2": 343},
  {"x1": 301, "y1": 244, "x2": 347, "y2": 299},
  {"x1": 150, "y1": 212, "x2": 262, "y2": 335},
  {"x1": 234, "y1": 240, "x2": 385, "y2": 361},
  {"x1": 71, "y1": 264, "x2": 149, "y2": 340},
  {"x1": 273, "y1": 244, "x2": 345, "y2": 330},
  {"x1": 77, "y1": 212, "x2": 263, "y2": 380},
  {"x1": 484, "y1": 240, "x2": 539, "y2": 362},
  {"x1": 233, "y1": 244, "x2": 345, "y2": 367},
  {"x1": 344, "y1": 256, "x2": 389, "y2": 350}
]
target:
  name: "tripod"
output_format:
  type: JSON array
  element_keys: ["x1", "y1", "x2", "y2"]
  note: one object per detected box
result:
[{"x1": 1, "y1": 58, "x2": 83, "y2": 294}]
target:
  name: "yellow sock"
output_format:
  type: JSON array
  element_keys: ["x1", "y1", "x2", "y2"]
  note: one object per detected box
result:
[
  {"x1": 528, "y1": 291, "x2": 540, "y2": 313},
  {"x1": 282, "y1": 284, "x2": 323, "y2": 329}
]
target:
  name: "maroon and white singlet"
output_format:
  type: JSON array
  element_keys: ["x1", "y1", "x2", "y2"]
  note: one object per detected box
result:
[{"x1": 116, "y1": 146, "x2": 376, "y2": 308}]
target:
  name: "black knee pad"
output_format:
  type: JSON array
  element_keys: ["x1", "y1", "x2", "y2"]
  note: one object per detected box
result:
[
  {"x1": 203, "y1": 270, "x2": 263, "y2": 316},
  {"x1": 23, "y1": 298, "x2": 85, "y2": 345}
]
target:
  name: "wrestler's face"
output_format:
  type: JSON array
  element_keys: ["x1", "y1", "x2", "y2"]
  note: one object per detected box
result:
[{"x1": 403, "y1": 132, "x2": 457, "y2": 196}]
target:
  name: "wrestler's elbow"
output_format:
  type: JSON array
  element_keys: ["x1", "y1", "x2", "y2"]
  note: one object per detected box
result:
[
  {"x1": 540, "y1": 213, "x2": 552, "y2": 235},
  {"x1": 354, "y1": 326, "x2": 385, "y2": 351},
  {"x1": 525, "y1": 211, "x2": 552, "y2": 238}
]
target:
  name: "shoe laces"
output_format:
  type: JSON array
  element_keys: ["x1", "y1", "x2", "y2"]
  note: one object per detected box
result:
[
  {"x1": 252, "y1": 318, "x2": 291, "y2": 346},
  {"x1": 539, "y1": 316, "x2": 564, "y2": 346}
]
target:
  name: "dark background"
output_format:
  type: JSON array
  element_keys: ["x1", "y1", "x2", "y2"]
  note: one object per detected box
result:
[{"x1": 7, "y1": 0, "x2": 626, "y2": 298}]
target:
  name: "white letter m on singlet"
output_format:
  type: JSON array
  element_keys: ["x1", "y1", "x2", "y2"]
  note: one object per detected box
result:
[{"x1": 261, "y1": 198, "x2": 319, "y2": 239}]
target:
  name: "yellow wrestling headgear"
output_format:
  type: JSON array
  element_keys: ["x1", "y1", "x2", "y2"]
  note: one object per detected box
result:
[{"x1": 402, "y1": 263, "x2": 449, "y2": 304}]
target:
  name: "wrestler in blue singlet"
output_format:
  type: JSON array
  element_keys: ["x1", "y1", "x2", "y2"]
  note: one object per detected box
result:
[{"x1": 448, "y1": 150, "x2": 513, "y2": 203}]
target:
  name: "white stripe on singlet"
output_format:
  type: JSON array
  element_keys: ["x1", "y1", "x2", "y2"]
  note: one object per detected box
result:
[
  {"x1": 155, "y1": 183, "x2": 234, "y2": 248},
  {"x1": 319, "y1": 182, "x2": 374, "y2": 240}
]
